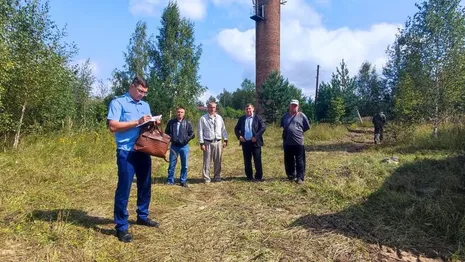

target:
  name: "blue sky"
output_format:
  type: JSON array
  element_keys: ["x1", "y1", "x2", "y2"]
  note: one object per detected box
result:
[{"x1": 48, "y1": 0, "x2": 420, "y2": 102}]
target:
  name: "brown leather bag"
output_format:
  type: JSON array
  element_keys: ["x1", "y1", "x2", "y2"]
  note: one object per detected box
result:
[{"x1": 134, "y1": 124, "x2": 171, "y2": 162}]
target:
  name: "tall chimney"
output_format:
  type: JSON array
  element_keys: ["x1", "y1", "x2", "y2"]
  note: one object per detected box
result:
[{"x1": 251, "y1": 0, "x2": 283, "y2": 115}]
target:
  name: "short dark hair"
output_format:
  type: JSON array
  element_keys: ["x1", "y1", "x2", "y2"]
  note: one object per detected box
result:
[
  {"x1": 245, "y1": 103, "x2": 254, "y2": 108},
  {"x1": 176, "y1": 106, "x2": 185, "y2": 111},
  {"x1": 132, "y1": 76, "x2": 147, "y2": 88}
]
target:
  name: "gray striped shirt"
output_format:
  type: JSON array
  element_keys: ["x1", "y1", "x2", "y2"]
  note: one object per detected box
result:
[{"x1": 198, "y1": 113, "x2": 228, "y2": 144}]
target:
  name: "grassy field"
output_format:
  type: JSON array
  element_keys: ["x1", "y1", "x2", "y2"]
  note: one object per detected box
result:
[{"x1": 1, "y1": 120, "x2": 465, "y2": 261}]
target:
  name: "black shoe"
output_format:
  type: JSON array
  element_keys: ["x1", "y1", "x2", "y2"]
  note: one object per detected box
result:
[
  {"x1": 288, "y1": 176, "x2": 296, "y2": 181},
  {"x1": 254, "y1": 178, "x2": 264, "y2": 182},
  {"x1": 180, "y1": 182, "x2": 188, "y2": 188},
  {"x1": 246, "y1": 177, "x2": 254, "y2": 181},
  {"x1": 136, "y1": 218, "x2": 160, "y2": 228},
  {"x1": 116, "y1": 230, "x2": 133, "y2": 243},
  {"x1": 296, "y1": 178, "x2": 304, "y2": 184},
  {"x1": 212, "y1": 177, "x2": 222, "y2": 182}
]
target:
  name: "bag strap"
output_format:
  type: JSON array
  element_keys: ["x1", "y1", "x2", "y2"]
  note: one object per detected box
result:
[
  {"x1": 284, "y1": 113, "x2": 298, "y2": 132},
  {"x1": 141, "y1": 122, "x2": 163, "y2": 134}
]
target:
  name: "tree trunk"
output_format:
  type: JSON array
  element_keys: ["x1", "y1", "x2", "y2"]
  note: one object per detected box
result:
[
  {"x1": 432, "y1": 75, "x2": 440, "y2": 138},
  {"x1": 433, "y1": 104, "x2": 439, "y2": 138},
  {"x1": 3, "y1": 133, "x2": 7, "y2": 152},
  {"x1": 357, "y1": 109, "x2": 363, "y2": 124},
  {"x1": 13, "y1": 102, "x2": 27, "y2": 149}
]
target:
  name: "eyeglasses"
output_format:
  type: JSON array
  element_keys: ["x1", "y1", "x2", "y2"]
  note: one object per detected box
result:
[{"x1": 135, "y1": 86, "x2": 148, "y2": 96}]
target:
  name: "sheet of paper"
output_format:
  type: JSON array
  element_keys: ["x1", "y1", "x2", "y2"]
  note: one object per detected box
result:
[{"x1": 136, "y1": 115, "x2": 162, "y2": 128}]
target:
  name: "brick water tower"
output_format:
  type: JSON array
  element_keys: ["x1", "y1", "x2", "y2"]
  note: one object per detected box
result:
[{"x1": 251, "y1": 0, "x2": 286, "y2": 114}]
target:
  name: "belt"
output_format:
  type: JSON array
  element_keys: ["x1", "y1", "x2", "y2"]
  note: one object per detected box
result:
[{"x1": 204, "y1": 139, "x2": 221, "y2": 143}]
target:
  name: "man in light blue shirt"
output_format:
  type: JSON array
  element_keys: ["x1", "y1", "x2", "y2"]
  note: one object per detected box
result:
[
  {"x1": 107, "y1": 76, "x2": 160, "y2": 243},
  {"x1": 244, "y1": 115, "x2": 253, "y2": 140},
  {"x1": 234, "y1": 104, "x2": 266, "y2": 181}
]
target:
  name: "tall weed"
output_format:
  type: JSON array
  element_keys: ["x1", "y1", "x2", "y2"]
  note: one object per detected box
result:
[{"x1": 387, "y1": 121, "x2": 465, "y2": 152}]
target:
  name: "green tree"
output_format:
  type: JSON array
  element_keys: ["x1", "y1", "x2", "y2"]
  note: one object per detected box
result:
[
  {"x1": 206, "y1": 95, "x2": 217, "y2": 105},
  {"x1": 357, "y1": 62, "x2": 386, "y2": 116},
  {"x1": 386, "y1": 0, "x2": 465, "y2": 136},
  {"x1": 315, "y1": 60, "x2": 357, "y2": 122},
  {"x1": 382, "y1": 36, "x2": 404, "y2": 116},
  {"x1": 111, "y1": 21, "x2": 151, "y2": 97},
  {"x1": 300, "y1": 97, "x2": 315, "y2": 123},
  {"x1": 328, "y1": 96, "x2": 345, "y2": 124},
  {"x1": 1, "y1": 0, "x2": 77, "y2": 147},
  {"x1": 335, "y1": 59, "x2": 358, "y2": 119},
  {"x1": 110, "y1": 69, "x2": 130, "y2": 97},
  {"x1": 0, "y1": 1, "x2": 14, "y2": 133},
  {"x1": 394, "y1": 73, "x2": 423, "y2": 122},
  {"x1": 71, "y1": 59, "x2": 95, "y2": 126},
  {"x1": 231, "y1": 79, "x2": 256, "y2": 110},
  {"x1": 215, "y1": 79, "x2": 256, "y2": 111},
  {"x1": 258, "y1": 71, "x2": 304, "y2": 123},
  {"x1": 217, "y1": 89, "x2": 233, "y2": 108},
  {"x1": 151, "y1": 2, "x2": 205, "y2": 117},
  {"x1": 416, "y1": 0, "x2": 465, "y2": 136},
  {"x1": 125, "y1": 21, "x2": 151, "y2": 79}
]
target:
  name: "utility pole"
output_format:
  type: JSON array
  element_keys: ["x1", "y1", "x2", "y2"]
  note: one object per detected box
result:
[{"x1": 315, "y1": 64, "x2": 320, "y2": 103}]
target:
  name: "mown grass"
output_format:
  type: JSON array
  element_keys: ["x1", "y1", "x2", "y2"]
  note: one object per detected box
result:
[{"x1": 0, "y1": 120, "x2": 464, "y2": 261}]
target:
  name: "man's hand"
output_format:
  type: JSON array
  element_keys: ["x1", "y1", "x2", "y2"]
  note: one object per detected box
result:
[
  {"x1": 239, "y1": 136, "x2": 246, "y2": 142},
  {"x1": 251, "y1": 137, "x2": 257, "y2": 143},
  {"x1": 154, "y1": 119, "x2": 161, "y2": 125},
  {"x1": 223, "y1": 140, "x2": 228, "y2": 148},
  {"x1": 201, "y1": 144, "x2": 206, "y2": 151},
  {"x1": 138, "y1": 115, "x2": 152, "y2": 125}
]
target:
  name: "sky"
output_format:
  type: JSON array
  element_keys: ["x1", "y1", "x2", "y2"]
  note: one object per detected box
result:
[{"x1": 48, "y1": 0, "x2": 421, "y2": 102}]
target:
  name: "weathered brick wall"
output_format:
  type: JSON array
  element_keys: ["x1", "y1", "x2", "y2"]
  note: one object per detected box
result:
[{"x1": 255, "y1": 0, "x2": 280, "y2": 114}]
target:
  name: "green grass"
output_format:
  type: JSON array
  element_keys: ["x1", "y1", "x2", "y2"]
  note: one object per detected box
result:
[{"x1": 0, "y1": 121, "x2": 464, "y2": 261}]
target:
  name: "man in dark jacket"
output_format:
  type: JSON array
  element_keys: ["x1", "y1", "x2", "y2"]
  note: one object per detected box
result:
[
  {"x1": 234, "y1": 103, "x2": 266, "y2": 181},
  {"x1": 372, "y1": 111, "x2": 386, "y2": 144},
  {"x1": 165, "y1": 106, "x2": 195, "y2": 187}
]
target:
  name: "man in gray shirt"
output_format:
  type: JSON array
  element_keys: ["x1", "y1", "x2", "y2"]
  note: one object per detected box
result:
[
  {"x1": 280, "y1": 99, "x2": 310, "y2": 184},
  {"x1": 198, "y1": 102, "x2": 228, "y2": 183}
]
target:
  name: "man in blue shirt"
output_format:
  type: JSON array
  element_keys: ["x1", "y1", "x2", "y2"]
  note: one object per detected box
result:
[
  {"x1": 107, "y1": 76, "x2": 160, "y2": 243},
  {"x1": 234, "y1": 104, "x2": 266, "y2": 181}
]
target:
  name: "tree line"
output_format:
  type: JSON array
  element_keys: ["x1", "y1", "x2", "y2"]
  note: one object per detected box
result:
[
  {"x1": 213, "y1": 0, "x2": 465, "y2": 137},
  {"x1": 0, "y1": 0, "x2": 204, "y2": 148},
  {"x1": 1, "y1": 0, "x2": 464, "y2": 148}
]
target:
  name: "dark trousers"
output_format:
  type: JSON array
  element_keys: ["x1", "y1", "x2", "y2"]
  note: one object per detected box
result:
[
  {"x1": 284, "y1": 145, "x2": 306, "y2": 180},
  {"x1": 374, "y1": 126, "x2": 384, "y2": 141},
  {"x1": 114, "y1": 150, "x2": 152, "y2": 232},
  {"x1": 241, "y1": 141, "x2": 263, "y2": 180}
]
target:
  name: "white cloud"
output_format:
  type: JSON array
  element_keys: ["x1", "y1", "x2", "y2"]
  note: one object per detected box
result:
[
  {"x1": 217, "y1": 28, "x2": 255, "y2": 64},
  {"x1": 129, "y1": 0, "x2": 207, "y2": 20},
  {"x1": 198, "y1": 89, "x2": 216, "y2": 104},
  {"x1": 178, "y1": 0, "x2": 207, "y2": 20},
  {"x1": 75, "y1": 59, "x2": 99, "y2": 76},
  {"x1": 312, "y1": 0, "x2": 330, "y2": 6},
  {"x1": 129, "y1": 0, "x2": 161, "y2": 16},
  {"x1": 283, "y1": 0, "x2": 322, "y2": 27},
  {"x1": 210, "y1": 0, "x2": 249, "y2": 7},
  {"x1": 215, "y1": 0, "x2": 400, "y2": 97}
]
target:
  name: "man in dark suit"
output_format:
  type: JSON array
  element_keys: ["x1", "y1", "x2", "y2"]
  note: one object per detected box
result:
[{"x1": 234, "y1": 103, "x2": 266, "y2": 181}]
